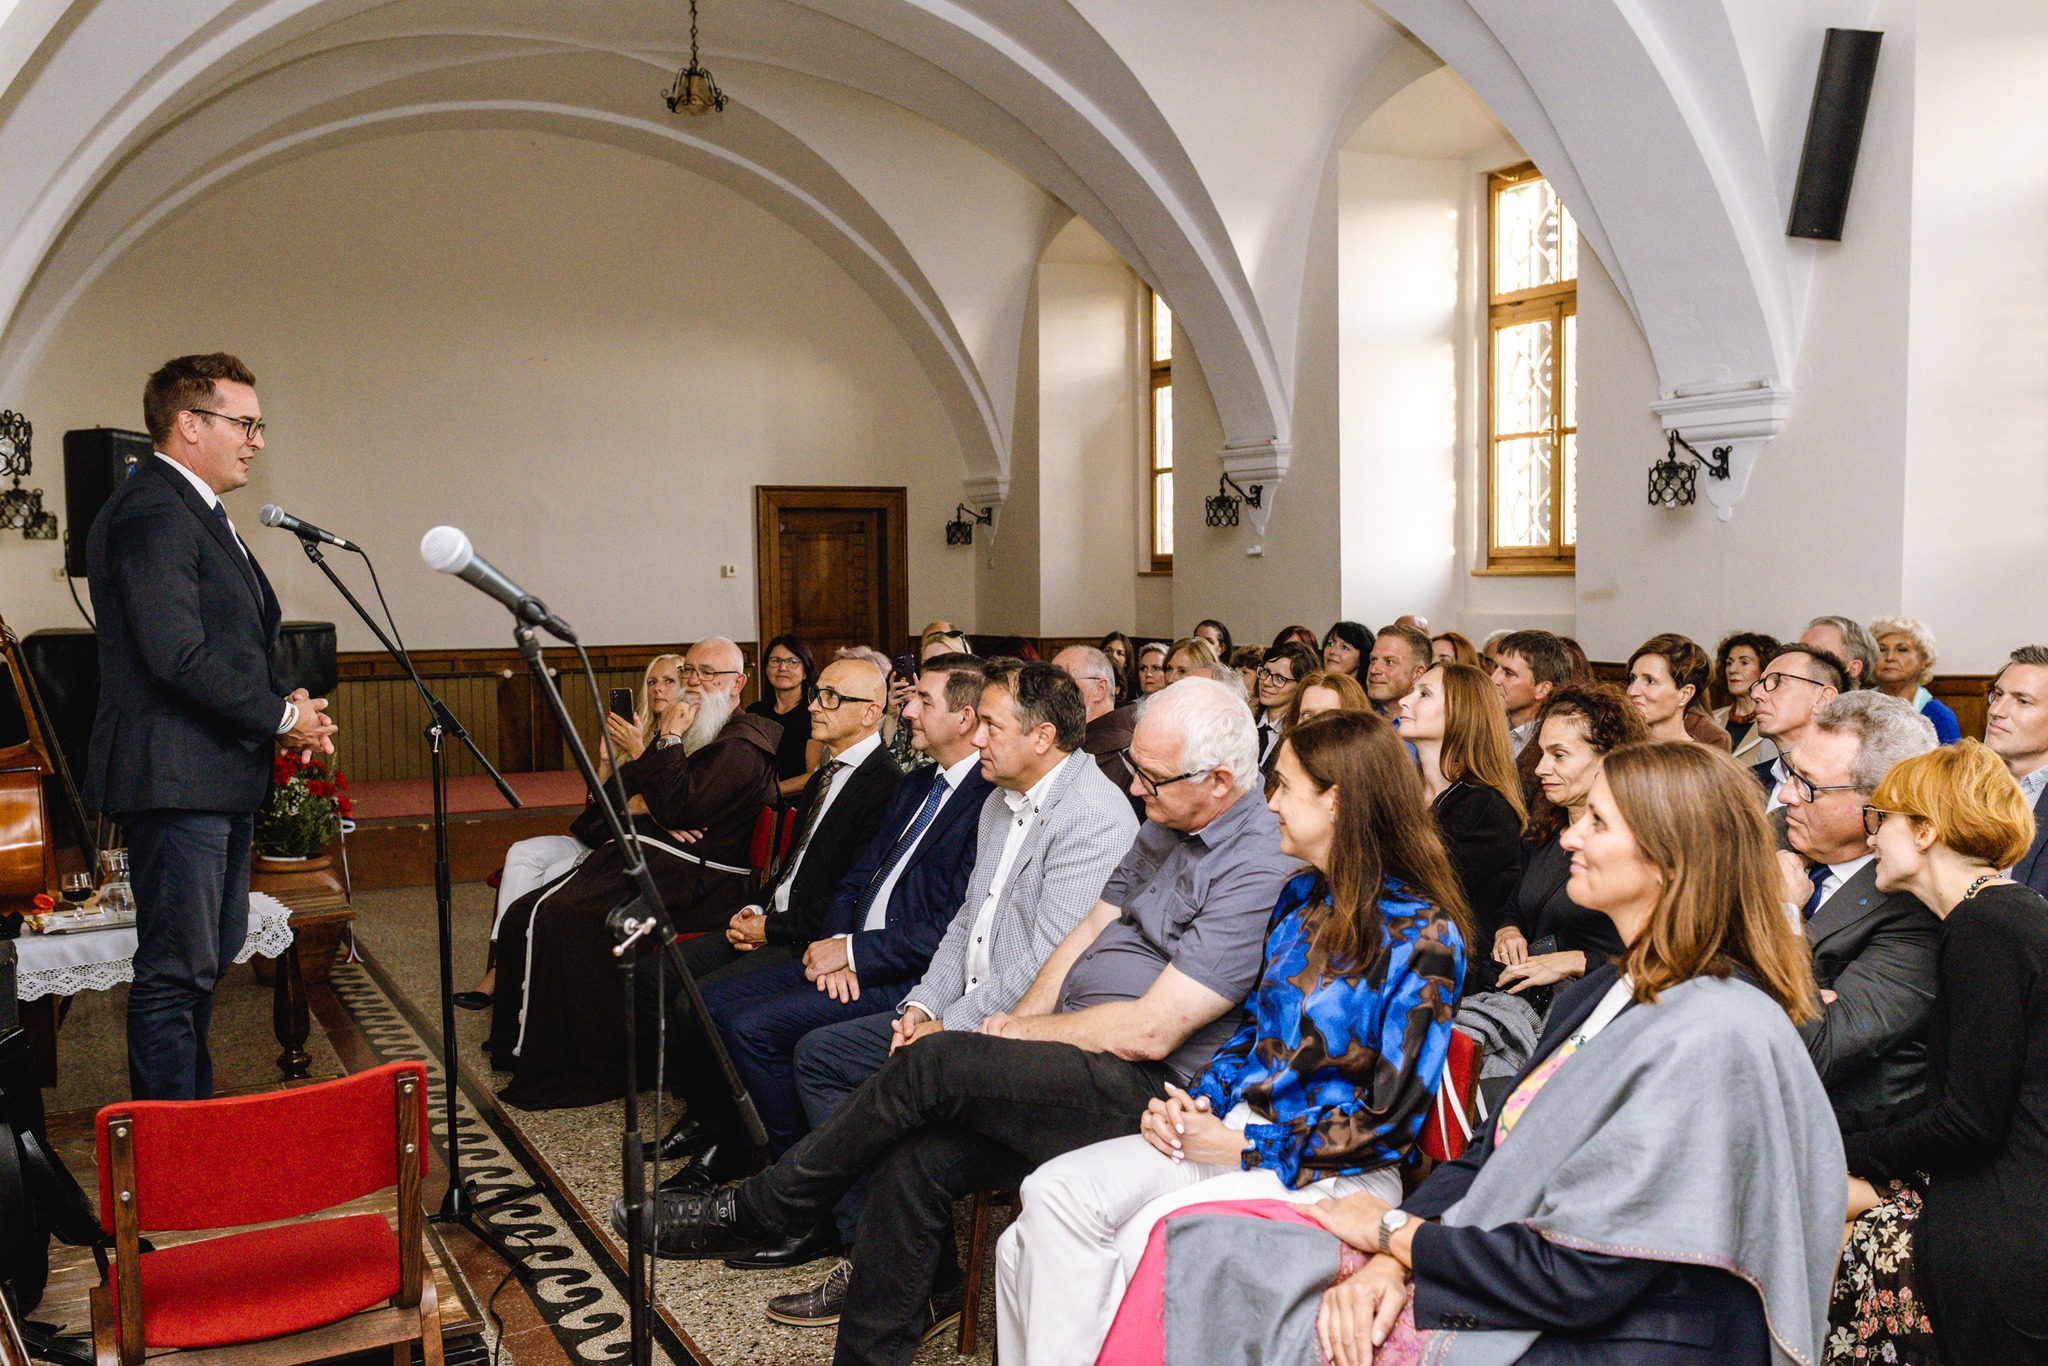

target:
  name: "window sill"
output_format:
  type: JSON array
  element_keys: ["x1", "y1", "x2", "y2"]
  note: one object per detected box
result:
[
  {"x1": 1137, "y1": 567, "x2": 1174, "y2": 578},
  {"x1": 1472, "y1": 562, "x2": 1576, "y2": 577}
]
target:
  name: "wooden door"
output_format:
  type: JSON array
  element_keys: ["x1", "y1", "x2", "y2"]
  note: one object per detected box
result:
[{"x1": 756, "y1": 487, "x2": 909, "y2": 662}]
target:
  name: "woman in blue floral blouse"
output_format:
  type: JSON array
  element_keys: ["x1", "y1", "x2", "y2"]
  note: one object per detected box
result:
[{"x1": 995, "y1": 709, "x2": 1471, "y2": 1366}]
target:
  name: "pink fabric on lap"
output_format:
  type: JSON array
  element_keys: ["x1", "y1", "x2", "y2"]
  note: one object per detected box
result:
[{"x1": 1095, "y1": 1199, "x2": 1370, "y2": 1365}]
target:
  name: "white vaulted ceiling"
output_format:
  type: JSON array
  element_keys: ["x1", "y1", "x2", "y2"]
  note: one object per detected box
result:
[{"x1": 0, "y1": 0, "x2": 1835, "y2": 499}]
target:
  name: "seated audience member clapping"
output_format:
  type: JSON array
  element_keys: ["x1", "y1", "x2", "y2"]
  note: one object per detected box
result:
[
  {"x1": 1778, "y1": 693, "x2": 1939, "y2": 1121},
  {"x1": 1713, "y1": 631, "x2": 1780, "y2": 765},
  {"x1": 1828, "y1": 741, "x2": 2048, "y2": 1366},
  {"x1": 1289, "y1": 669, "x2": 1370, "y2": 726},
  {"x1": 1101, "y1": 743, "x2": 1845, "y2": 1366},
  {"x1": 460, "y1": 652, "x2": 686, "y2": 1008},
  {"x1": 996, "y1": 711, "x2": 1468, "y2": 1366},
  {"x1": 1430, "y1": 631, "x2": 1480, "y2": 669},
  {"x1": 1398, "y1": 663, "x2": 1526, "y2": 954},
  {"x1": 1136, "y1": 641, "x2": 1169, "y2": 696},
  {"x1": 1322, "y1": 621, "x2": 1371, "y2": 678},
  {"x1": 1626, "y1": 632, "x2": 1730, "y2": 750},
  {"x1": 1869, "y1": 617, "x2": 1961, "y2": 745},
  {"x1": 1479, "y1": 685, "x2": 1648, "y2": 999}
]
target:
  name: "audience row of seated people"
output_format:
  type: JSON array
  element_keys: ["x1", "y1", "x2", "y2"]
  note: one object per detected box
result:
[{"x1": 478, "y1": 617, "x2": 2048, "y2": 1366}]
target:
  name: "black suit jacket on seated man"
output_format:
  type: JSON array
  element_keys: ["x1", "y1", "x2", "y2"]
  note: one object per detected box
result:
[
  {"x1": 2015, "y1": 780, "x2": 2048, "y2": 898},
  {"x1": 1799, "y1": 860, "x2": 1939, "y2": 1120},
  {"x1": 87, "y1": 453, "x2": 291, "y2": 1101},
  {"x1": 762, "y1": 734, "x2": 904, "y2": 947},
  {"x1": 635, "y1": 785, "x2": 1296, "y2": 1366}
]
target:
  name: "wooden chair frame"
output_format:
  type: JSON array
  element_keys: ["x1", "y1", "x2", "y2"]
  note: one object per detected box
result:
[
  {"x1": 958, "y1": 1188, "x2": 1018, "y2": 1356},
  {"x1": 90, "y1": 1071, "x2": 443, "y2": 1366}
]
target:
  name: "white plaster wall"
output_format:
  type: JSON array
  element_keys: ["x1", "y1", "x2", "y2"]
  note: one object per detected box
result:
[
  {"x1": 1, "y1": 128, "x2": 974, "y2": 649},
  {"x1": 1901, "y1": 0, "x2": 2048, "y2": 665},
  {"x1": 1036, "y1": 223, "x2": 1141, "y2": 638},
  {"x1": 974, "y1": 277, "x2": 1041, "y2": 634},
  {"x1": 1572, "y1": 0, "x2": 1917, "y2": 663}
]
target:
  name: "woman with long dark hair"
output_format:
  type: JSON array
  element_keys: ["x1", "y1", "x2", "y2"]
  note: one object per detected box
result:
[
  {"x1": 1100, "y1": 630, "x2": 1138, "y2": 702},
  {"x1": 999, "y1": 711, "x2": 1469, "y2": 1365},
  {"x1": 1398, "y1": 662, "x2": 1527, "y2": 951},
  {"x1": 1322, "y1": 620, "x2": 1371, "y2": 677},
  {"x1": 747, "y1": 633, "x2": 823, "y2": 798}
]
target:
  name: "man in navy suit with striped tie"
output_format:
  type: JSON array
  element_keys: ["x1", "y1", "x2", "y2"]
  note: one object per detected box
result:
[{"x1": 654, "y1": 655, "x2": 994, "y2": 1190}]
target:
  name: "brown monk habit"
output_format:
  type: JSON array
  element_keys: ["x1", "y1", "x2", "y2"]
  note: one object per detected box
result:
[{"x1": 487, "y1": 710, "x2": 782, "y2": 1110}]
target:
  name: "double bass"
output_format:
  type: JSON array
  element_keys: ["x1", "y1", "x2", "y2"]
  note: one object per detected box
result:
[{"x1": 0, "y1": 610, "x2": 94, "y2": 914}]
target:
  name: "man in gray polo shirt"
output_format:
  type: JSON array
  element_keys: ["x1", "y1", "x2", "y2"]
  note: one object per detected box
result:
[{"x1": 636, "y1": 679, "x2": 1295, "y2": 1366}]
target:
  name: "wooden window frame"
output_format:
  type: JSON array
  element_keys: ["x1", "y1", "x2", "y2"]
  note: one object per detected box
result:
[
  {"x1": 1483, "y1": 163, "x2": 1577, "y2": 573},
  {"x1": 1147, "y1": 291, "x2": 1173, "y2": 573}
]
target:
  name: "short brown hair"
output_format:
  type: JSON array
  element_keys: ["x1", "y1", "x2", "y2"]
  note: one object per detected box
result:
[
  {"x1": 1628, "y1": 633, "x2": 1713, "y2": 715},
  {"x1": 1494, "y1": 630, "x2": 1575, "y2": 689},
  {"x1": 1525, "y1": 684, "x2": 1650, "y2": 841},
  {"x1": 144, "y1": 353, "x2": 256, "y2": 443},
  {"x1": 1375, "y1": 624, "x2": 1433, "y2": 671},
  {"x1": 1602, "y1": 742, "x2": 1818, "y2": 1023},
  {"x1": 1871, "y1": 740, "x2": 2035, "y2": 870},
  {"x1": 1283, "y1": 710, "x2": 1471, "y2": 969}
]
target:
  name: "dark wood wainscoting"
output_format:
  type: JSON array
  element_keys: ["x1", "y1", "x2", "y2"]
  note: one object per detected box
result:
[{"x1": 330, "y1": 641, "x2": 759, "y2": 783}]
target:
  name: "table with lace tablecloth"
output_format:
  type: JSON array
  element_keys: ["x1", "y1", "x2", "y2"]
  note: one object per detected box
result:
[{"x1": 11, "y1": 891, "x2": 311, "y2": 1082}]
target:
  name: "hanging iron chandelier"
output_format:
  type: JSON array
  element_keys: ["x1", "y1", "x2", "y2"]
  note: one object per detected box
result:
[{"x1": 663, "y1": 0, "x2": 728, "y2": 115}]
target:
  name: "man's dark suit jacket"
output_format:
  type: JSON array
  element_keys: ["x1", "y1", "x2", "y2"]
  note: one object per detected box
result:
[
  {"x1": 818, "y1": 762, "x2": 994, "y2": 985},
  {"x1": 1083, "y1": 702, "x2": 1143, "y2": 819},
  {"x1": 1399, "y1": 968, "x2": 1771, "y2": 1362},
  {"x1": 762, "y1": 740, "x2": 903, "y2": 945},
  {"x1": 84, "y1": 456, "x2": 284, "y2": 816},
  {"x1": 1799, "y1": 860, "x2": 1939, "y2": 1118},
  {"x1": 2015, "y1": 778, "x2": 2048, "y2": 898}
]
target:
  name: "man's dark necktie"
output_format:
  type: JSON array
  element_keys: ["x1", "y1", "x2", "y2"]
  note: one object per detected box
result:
[
  {"x1": 846, "y1": 774, "x2": 951, "y2": 929},
  {"x1": 207, "y1": 500, "x2": 258, "y2": 588},
  {"x1": 776, "y1": 759, "x2": 844, "y2": 893},
  {"x1": 1801, "y1": 863, "x2": 1832, "y2": 921}
]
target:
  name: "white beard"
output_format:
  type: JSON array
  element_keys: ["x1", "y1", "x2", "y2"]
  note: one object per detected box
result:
[{"x1": 681, "y1": 688, "x2": 734, "y2": 754}]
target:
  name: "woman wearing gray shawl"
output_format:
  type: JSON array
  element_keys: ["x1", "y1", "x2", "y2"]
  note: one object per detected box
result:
[{"x1": 1105, "y1": 743, "x2": 1845, "y2": 1366}]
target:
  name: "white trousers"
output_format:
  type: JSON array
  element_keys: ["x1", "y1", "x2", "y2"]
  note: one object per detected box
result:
[
  {"x1": 994, "y1": 1133, "x2": 1402, "y2": 1366},
  {"x1": 487, "y1": 834, "x2": 587, "y2": 940}
]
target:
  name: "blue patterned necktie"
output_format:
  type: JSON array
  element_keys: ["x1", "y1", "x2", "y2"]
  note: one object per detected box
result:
[
  {"x1": 1802, "y1": 862, "x2": 1832, "y2": 921},
  {"x1": 846, "y1": 773, "x2": 952, "y2": 928}
]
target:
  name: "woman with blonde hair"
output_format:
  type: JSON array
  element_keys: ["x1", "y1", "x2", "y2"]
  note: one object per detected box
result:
[
  {"x1": 1828, "y1": 740, "x2": 2046, "y2": 1364},
  {"x1": 1397, "y1": 662, "x2": 1526, "y2": 952},
  {"x1": 1283, "y1": 668, "x2": 1370, "y2": 728},
  {"x1": 1869, "y1": 616, "x2": 1961, "y2": 745},
  {"x1": 1164, "y1": 635, "x2": 1221, "y2": 684},
  {"x1": 1101, "y1": 743, "x2": 1844, "y2": 1366}
]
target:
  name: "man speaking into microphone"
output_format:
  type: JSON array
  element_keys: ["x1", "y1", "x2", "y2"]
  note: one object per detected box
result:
[{"x1": 85, "y1": 352, "x2": 338, "y2": 1100}]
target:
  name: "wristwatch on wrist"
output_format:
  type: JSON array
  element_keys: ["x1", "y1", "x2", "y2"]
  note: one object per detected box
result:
[{"x1": 1377, "y1": 1207, "x2": 1412, "y2": 1254}]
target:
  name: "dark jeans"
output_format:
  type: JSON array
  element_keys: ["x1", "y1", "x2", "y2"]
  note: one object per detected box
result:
[
  {"x1": 701, "y1": 961, "x2": 910, "y2": 1153},
  {"x1": 633, "y1": 935, "x2": 796, "y2": 1139},
  {"x1": 123, "y1": 809, "x2": 253, "y2": 1100},
  {"x1": 737, "y1": 1030, "x2": 1169, "y2": 1366},
  {"x1": 793, "y1": 1012, "x2": 899, "y2": 1240}
]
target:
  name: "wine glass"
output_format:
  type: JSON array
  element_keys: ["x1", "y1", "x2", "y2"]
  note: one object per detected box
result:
[{"x1": 60, "y1": 872, "x2": 93, "y2": 907}]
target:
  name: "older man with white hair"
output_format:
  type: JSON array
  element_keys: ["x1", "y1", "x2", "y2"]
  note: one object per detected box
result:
[
  {"x1": 637, "y1": 678, "x2": 1294, "y2": 1365},
  {"x1": 487, "y1": 635, "x2": 784, "y2": 1110},
  {"x1": 1054, "y1": 643, "x2": 1142, "y2": 810}
]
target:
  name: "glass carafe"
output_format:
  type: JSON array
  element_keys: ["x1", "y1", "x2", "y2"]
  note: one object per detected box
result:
[{"x1": 96, "y1": 847, "x2": 137, "y2": 922}]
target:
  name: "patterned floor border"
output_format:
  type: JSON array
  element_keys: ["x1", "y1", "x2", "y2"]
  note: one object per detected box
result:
[{"x1": 329, "y1": 956, "x2": 704, "y2": 1366}]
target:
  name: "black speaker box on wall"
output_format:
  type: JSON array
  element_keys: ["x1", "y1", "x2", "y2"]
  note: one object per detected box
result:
[
  {"x1": 1788, "y1": 28, "x2": 1883, "y2": 241},
  {"x1": 61, "y1": 427, "x2": 150, "y2": 577}
]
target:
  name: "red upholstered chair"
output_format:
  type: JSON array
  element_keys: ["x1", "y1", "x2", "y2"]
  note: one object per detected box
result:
[
  {"x1": 89, "y1": 1061, "x2": 441, "y2": 1366},
  {"x1": 1420, "y1": 1027, "x2": 1480, "y2": 1164}
]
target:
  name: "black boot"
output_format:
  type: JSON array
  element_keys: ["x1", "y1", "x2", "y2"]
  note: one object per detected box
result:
[
  {"x1": 722, "y1": 1220, "x2": 838, "y2": 1270},
  {"x1": 610, "y1": 1187, "x2": 769, "y2": 1260},
  {"x1": 641, "y1": 1114, "x2": 714, "y2": 1163},
  {"x1": 655, "y1": 1138, "x2": 751, "y2": 1194}
]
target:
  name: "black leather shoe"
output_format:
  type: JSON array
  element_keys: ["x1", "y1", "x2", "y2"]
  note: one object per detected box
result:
[
  {"x1": 722, "y1": 1219, "x2": 838, "y2": 1270},
  {"x1": 641, "y1": 1115, "x2": 714, "y2": 1163},
  {"x1": 609, "y1": 1187, "x2": 768, "y2": 1260},
  {"x1": 452, "y1": 991, "x2": 493, "y2": 1011},
  {"x1": 655, "y1": 1139, "x2": 750, "y2": 1194}
]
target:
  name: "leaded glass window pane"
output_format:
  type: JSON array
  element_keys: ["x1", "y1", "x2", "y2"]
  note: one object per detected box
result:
[
  {"x1": 1494, "y1": 321, "x2": 1553, "y2": 436},
  {"x1": 1493, "y1": 436, "x2": 1553, "y2": 549},
  {"x1": 1494, "y1": 178, "x2": 1578, "y2": 295}
]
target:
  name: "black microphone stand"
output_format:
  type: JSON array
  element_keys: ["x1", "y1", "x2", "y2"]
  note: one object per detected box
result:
[
  {"x1": 296, "y1": 541, "x2": 540, "y2": 1247},
  {"x1": 510, "y1": 624, "x2": 766, "y2": 1366}
]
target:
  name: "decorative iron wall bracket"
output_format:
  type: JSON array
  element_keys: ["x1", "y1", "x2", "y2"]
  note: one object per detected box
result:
[{"x1": 1648, "y1": 383, "x2": 1792, "y2": 521}]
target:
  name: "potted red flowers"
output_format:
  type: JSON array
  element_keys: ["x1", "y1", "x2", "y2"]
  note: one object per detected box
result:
[{"x1": 255, "y1": 750, "x2": 351, "y2": 862}]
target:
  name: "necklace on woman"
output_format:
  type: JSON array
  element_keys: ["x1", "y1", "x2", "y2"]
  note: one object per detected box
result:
[{"x1": 1963, "y1": 872, "x2": 2000, "y2": 901}]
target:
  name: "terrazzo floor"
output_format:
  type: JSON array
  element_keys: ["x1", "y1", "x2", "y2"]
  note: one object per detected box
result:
[{"x1": 351, "y1": 881, "x2": 1008, "y2": 1366}]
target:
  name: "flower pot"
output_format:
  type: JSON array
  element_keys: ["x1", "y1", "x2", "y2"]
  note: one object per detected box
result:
[{"x1": 249, "y1": 847, "x2": 352, "y2": 985}]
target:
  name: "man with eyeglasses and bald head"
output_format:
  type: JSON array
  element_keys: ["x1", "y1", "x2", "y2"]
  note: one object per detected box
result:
[{"x1": 487, "y1": 635, "x2": 789, "y2": 1110}]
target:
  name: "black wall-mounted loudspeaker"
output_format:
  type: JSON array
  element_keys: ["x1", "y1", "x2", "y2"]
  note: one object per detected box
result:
[
  {"x1": 1788, "y1": 28, "x2": 1883, "y2": 241},
  {"x1": 61, "y1": 427, "x2": 150, "y2": 577}
]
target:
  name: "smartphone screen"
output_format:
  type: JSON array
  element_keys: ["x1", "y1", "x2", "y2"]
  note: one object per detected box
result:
[{"x1": 608, "y1": 687, "x2": 635, "y2": 720}]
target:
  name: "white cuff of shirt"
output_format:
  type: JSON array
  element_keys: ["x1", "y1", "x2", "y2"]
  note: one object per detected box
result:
[
  {"x1": 277, "y1": 700, "x2": 298, "y2": 735},
  {"x1": 900, "y1": 998, "x2": 936, "y2": 1022},
  {"x1": 836, "y1": 932, "x2": 856, "y2": 974}
]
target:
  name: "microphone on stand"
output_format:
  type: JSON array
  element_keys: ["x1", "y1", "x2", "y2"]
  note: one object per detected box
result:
[
  {"x1": 420, "y1": 525, "x2": 577, "y2": 643},
  {"x1": 258, "y1": 504, "x2": 360, "y2": 551}
]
